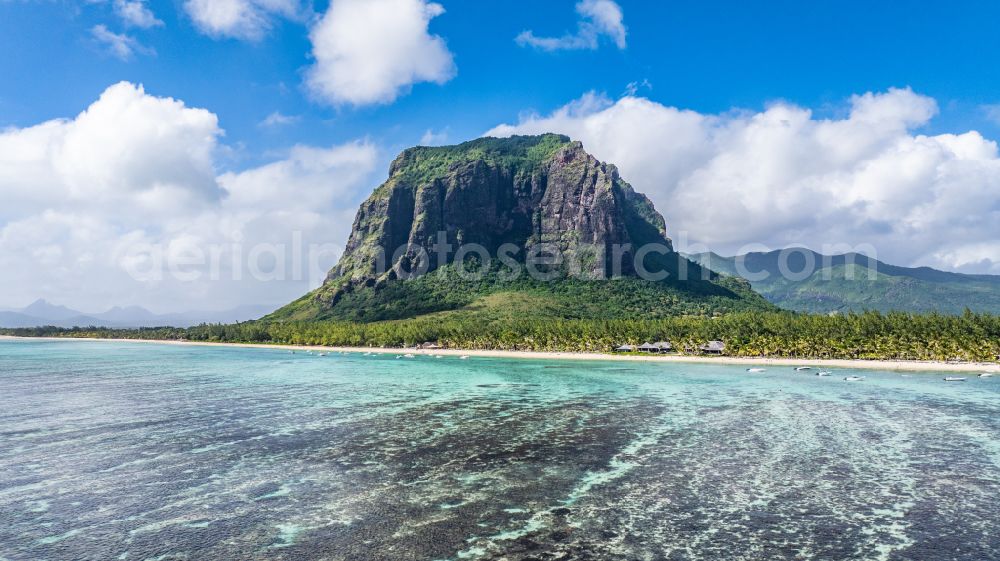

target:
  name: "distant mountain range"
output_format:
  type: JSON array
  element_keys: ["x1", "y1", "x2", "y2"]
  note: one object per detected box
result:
[
  {"x1": 0, "y1": 300, "x2": 275, "y2": 328},
  {"x1": 685, "y1": 250, "x2": 1000, "y2": 315}
]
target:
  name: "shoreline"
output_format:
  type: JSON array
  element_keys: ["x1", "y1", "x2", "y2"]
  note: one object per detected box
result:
[{"x1": 2, "y1": 335, "x2": 997, "y2": 373}]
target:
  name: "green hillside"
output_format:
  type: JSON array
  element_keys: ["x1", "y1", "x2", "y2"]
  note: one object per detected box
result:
[
  {"x1": 687, "y1": 250, "x2": 1000, "y2": 315},
  {"x1": 274, "y1": 263, "x2": 774, "y2": 323}
]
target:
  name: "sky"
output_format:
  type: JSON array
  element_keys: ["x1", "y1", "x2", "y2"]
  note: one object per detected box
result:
[{"x1": 1, "y1": 0, "x2": 1000, "y2": 313}]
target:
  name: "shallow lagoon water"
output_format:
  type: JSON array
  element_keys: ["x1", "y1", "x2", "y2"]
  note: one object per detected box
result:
[{"x1": 1, "y1": 340, "x2": 998, "y2": 560}]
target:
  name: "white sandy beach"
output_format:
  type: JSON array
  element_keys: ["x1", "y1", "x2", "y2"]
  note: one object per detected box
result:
[{"x1": 2, "y1": 335, "x2": 997, "y2": 373}]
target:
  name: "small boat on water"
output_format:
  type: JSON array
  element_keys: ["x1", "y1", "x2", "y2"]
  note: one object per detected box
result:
[
  {"x1": 943, "y1": 377, "x2": 967, "y2": 382},
  {"x1": 460, "y1": 355, "x2": 470, "y2": 360},
  {"x1": 816, "y1": 371, "x2": 832, "y2": 376},
  {"x1": 795, "y1": 367, "x2": 813, "y2": 371},
  {"x1": 979, "y1": 372, "x2": 995, "y2": 378},
  {"x1": 844, "y1": 376, "x2": 865, "y2": 382},
  {"x1": 746, "y1": 368, "x2": 767, "y2": 373},
  {"x1": 403, "y1": 353, "x2": 416, "y2": 358}
]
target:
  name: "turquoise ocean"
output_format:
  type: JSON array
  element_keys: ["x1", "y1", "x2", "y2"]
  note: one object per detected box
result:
[{"x1": 1, "y1": 339, "x2": 998, "y2": 560}]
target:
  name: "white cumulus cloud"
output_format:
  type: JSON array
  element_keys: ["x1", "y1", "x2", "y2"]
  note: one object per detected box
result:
[
  {"x1": 0, "y1": 82, "x2": 380, "y2": 312},
  {"x1": 113, "y1": 0, "x2": 163, "y2": 28},
  {"x1": 517, "y1": 0, "x2": 627, "y2": 51},
  {"x1": 305, "y1": 0, "x2": 456, "y2": 106},
  {"x1": 487, "y1": 88, "x2": 1000, "y2": 274},
  {"x1": 0, "y1": 81, "x2": 221, "y2": 223},
  {"x1": 184, "y1": 0, "x2": 305, "y2": 40}
]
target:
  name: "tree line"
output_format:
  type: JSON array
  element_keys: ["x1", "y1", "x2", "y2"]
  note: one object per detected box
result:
[{"x1": 3, "y1": 310, "x2": 998, "y2": 362}]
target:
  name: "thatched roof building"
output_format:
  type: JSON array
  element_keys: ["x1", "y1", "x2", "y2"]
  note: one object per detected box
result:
[{"x1": 699, "y1": 340, "x2": 726, "y2": 354}]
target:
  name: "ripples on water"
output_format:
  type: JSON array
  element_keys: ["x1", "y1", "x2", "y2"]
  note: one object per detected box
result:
[{"x1": 0, "y1": 340, "x2": 998, "y2": 560}]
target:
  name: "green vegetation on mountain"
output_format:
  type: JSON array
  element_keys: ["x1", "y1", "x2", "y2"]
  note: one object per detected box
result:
[
  {"x1": 687, "y1": 250, "x2": 1000, "y2": 315},
  {"x1": 274, "y1": 262, "x2": 772, "y2": 322},
  {"x1": 270, "y1": 134, "x2": 772, "y2": 322}
]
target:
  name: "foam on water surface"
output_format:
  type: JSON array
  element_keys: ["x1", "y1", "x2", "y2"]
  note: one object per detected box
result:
[{"x1": 1, "y1": 339, "x2": 998, "y2": 560}]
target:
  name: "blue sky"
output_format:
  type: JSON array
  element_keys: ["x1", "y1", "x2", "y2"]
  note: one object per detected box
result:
[
  {"x1": 1, "y1": 0, "x2": 999, "y2": 312},
  {"x1": 5, "y1": 0, "x2": 1000, "y2": 157}
]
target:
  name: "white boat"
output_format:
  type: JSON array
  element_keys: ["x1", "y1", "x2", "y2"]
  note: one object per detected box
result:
[
  {"x1": 403, "y1": 353, "x2": 415, "y2": 358},
  {"x1": 795, "y1": 367, "x2": 812, "y2": 371},
  {"x1": 746, "y1": 368, "x2": 767, "y2": 373},
  {"x1": 460, "y1": 355, "x2": 470, "y2": 360},
  {"x1": 979, "y1": 372, "x2": 994, "y2": 378},
  {"x1": 816, "y1": 371, "x2": 832, "y2": 376},
  {"x1": 943, "y1": 377, "x2": 966, "y2": 382},
  {"x1": 844, "y1": 376, "x2": 865, "y2": 382}
]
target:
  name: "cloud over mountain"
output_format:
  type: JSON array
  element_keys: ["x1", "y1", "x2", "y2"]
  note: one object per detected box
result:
[{"x1": 488, "y1": 88, "x2": 1000, "y2": 274}]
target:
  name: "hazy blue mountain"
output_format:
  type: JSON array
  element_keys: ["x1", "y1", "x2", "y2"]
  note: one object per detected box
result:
[
  {"x1": 95, "y1": 306, "x2": 161, "y2": 324},
  {"x1": 20, "y1": 299, "x2": 87, "y2": 321},
  {"x1": 685, "y1": 250, "x2": 1000, "y2": 315},
  {"x1": 143, "y1": 305, "x2": 277, "y2": 327},
  {"x1": 0, "y1": 312, "x2": 52, "y2": 328},
  {"x1": 0, "y1": 301, "x2": 276, "y2": 328},
  {"x1": 0, "y1": 310, "x2": 113, "y2": 329}
]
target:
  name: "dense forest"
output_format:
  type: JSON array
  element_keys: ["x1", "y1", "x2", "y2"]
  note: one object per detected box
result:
[{"x1": 4, "y1": 310, "x2": 999, "y2": 362}]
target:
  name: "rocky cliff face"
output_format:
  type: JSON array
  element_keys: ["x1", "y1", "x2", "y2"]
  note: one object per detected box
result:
[
  {"x1": 265, "y1": 134, "x2": 763, "y2": 322},
  {"x1": 322, "y1": 134, "x2": 697, "y2": 303}
]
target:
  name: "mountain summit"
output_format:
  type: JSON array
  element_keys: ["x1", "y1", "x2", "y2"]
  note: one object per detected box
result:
[{"x1": 271, "y1": 135, "x2": 772, "y2": 322}]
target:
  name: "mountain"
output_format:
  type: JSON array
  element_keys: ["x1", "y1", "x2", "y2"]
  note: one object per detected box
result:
[
  {"x1": 0, "y1": 306, "x2": 117, "y2": 328},
  {"x1": 0, "y1": 300, "x2": 276, "y2": 328},
  {"x1": 21, "y1": 299, "x2": 90, "y2": 322},
  {"x1": 144, "y1": 305, "x2": 278, "y2": 327},
  {"x1": 97, "y1": 305, "x2": 161, "y2": 324},
  {"x1": 0, "y1": 311, "x2": 61, "y2": 328},
  {"x1": 686, "y1": 250, "x2": 1000, "y2": 315},
  {"x1": 269, "y1": 134, "x2": 774, "y2": 322}
]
